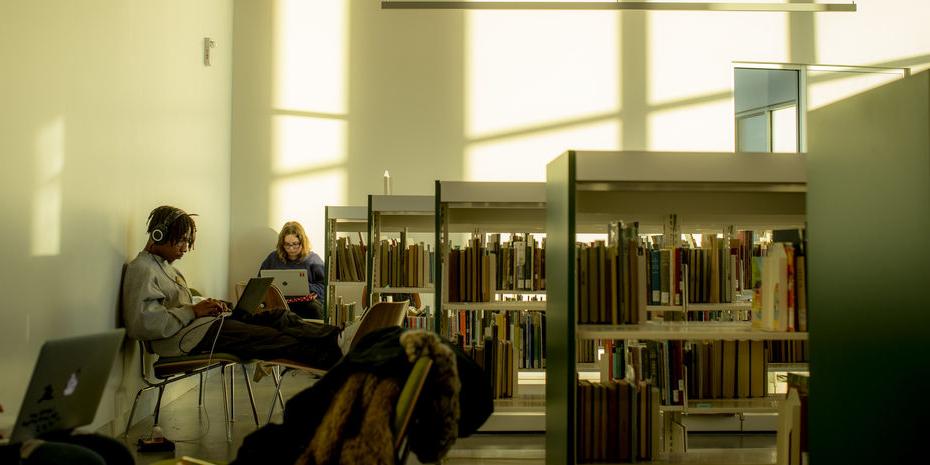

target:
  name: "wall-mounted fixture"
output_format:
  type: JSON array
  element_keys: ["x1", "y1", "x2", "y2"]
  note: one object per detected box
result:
[
  {"x1": 203, "y1": 37, "x2": 216, "y2": 66},
  {"x1": 380, "y1": 1, "x2": 857, "y2": 12}
]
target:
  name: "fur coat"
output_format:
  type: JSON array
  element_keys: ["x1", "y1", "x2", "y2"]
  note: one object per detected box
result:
[{"x1": 295, "y1": 330, "x2": 461, "y2": 465}]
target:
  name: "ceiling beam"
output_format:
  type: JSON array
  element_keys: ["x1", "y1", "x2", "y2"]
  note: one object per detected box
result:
[{"x1": 381, "y1": 2, "x2": 858, "y2": 12}]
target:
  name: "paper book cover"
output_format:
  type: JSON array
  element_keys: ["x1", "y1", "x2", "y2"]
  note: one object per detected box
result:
[
  {"x1": 722, "y1": 340, "x2": 737, "y2": 399},
  {"x1": 750, "y1": 341, "x2": 765, "y2": 398},
  {"x1": 737, "y1": 340, "x2": 751, "y2": 398},
  {"x1": 598, "y1": 243, "x2": 607, "y2": 323},
  {"x1": 796, "y1": 254, "x2": 808, "y2": 332}
]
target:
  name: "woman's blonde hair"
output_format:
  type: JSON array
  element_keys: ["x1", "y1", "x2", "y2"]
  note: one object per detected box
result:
[{"x1": 276, "y1": 221, "x2": 311, "y2": 261}]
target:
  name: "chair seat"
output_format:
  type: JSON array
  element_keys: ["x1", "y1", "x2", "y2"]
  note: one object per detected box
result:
[
  {"x1": 153, "y1": 353, "x2": 243, "y2": 379},
  {"x1": 263, "y1": 359, "x2": 328, "y2": 377}
]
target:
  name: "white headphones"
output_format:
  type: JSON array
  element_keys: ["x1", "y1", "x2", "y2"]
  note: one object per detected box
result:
[{"x1": 150, "y1": 208, "x2": 186, "y2": 243}]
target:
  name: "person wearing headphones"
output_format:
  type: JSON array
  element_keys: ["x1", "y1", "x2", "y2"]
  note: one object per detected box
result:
[
  {"x1": 258, "y1": 221, "x2": 325, "y2": 320},
  {"x1": 121, "y1": 206, "x2": 343, "y2": 369}
]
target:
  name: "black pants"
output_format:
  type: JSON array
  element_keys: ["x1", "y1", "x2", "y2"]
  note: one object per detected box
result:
[
  {"x1": 193, "y1": 308, "x2": 342, "y2": 370},
  {"x1": 287, "y1": 299, "x2": 324, "y2": 320}
]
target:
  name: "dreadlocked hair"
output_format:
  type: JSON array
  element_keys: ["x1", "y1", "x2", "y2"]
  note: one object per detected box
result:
[{"x1": 147, "y1": 205, "x2": 198, "y2": 247}]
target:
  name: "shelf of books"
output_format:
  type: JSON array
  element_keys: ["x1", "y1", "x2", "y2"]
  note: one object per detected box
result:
[
  {"x1": 546, "y1": 150, "x2": 809, "y2": 465},
  {"x1": 368, "y1": 194, "x2": 436, "y2": 329},
  {"x1": 324, "y1": 206, "x2": 368, "y2": 324},
  {"x1": 435, "y1": 180, "x2": 556, "y2": 431}
]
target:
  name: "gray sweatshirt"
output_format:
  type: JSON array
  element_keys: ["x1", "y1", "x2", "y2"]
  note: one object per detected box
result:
[{"x1": 122, "y1": 251, "x2": 217, "y2": 356}]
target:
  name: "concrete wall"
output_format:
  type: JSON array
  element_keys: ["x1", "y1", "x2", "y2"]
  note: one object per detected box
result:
[{"x1": 0, "y1": 0, "x2": 233, "y2": 432}]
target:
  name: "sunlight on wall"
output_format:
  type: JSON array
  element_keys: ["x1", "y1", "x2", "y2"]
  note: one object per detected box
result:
[
  {"x1": 273, "y1": 0, "x2": 348, "y2": 113},
  {"x1": 648, "y1": 100, "x2": 733, "y2": 151},
  {"x1": 269, "y1": 0, "x2": 351, "y2": 248},
  {"x1": 648, "y1": 12, "x2": 788, "y2": 107},
  {"x1": 31, "y1": 117, "x2": 65, "y2": 257},
  {"x1": 808, "y1": 70, "x2": 905, "y2": 111},
  {"x1": 465, "y1": 10, "x2": 619, "y2": 139},
  {"x1": 270, "y1": 169, "x2": 347, "y2": 253},
  {"x1": 272, "y1": 115, "x2": 347, "y2": 174},
  {"x1": 465, "y1": 120, "x2": 620, "y2": 181},
  {"x1": 816, "y1": 0, "x2": 930, "y2": 69}
]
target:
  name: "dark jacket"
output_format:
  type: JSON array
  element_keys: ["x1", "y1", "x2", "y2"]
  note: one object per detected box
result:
[{"x1": 232, "y1": 327, "x2": 493, "y2": 465}]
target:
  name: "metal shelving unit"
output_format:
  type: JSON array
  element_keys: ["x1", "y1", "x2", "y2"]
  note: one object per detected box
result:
[
  {"x1": 436, "y1": 180, "x2": 549, "y2": 432},
  {"x1": 368, "y1": 194, "x2": 436, "y2": 311},
  {"x1": 324, "y1": 206, "x2": 368, "y2": 322},
  {"x1": 545, "y1": 150, "x2": 808, "y2": 465}
]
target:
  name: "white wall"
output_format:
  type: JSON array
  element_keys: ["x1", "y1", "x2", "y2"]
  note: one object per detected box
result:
[
  {"x1": 229, "y1": 0, "x2": 930, "y2": 282},
  {"x1": 0, "y1": 0, "x2": 233, "y2": 432}
]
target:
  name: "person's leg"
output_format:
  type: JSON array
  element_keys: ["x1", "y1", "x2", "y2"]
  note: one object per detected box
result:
[
  {"x1": 236, "y1": 308, "x2": 340, "y2": 341},
  {"x1": 286, "y1": 300, "x2": 323, "y2": 320},
  {"x1": 194, "y1": 319, "x2": 342, "y2": 369}
]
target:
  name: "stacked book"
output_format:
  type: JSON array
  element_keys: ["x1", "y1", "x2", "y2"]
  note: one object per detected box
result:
[{"x1": 576, "y1": 379, "x2": 660, "y2": 463}]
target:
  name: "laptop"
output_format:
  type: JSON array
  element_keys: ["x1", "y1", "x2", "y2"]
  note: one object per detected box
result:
[
  {"x1": 259, "y1": 269, "x2": 310, "y2": 296},
  {"x1": 10, "y1": 329, "x2": 125, "y2": 442},
  {"x1": 234, "y1": 276, "x2": 274, "y2": 315}
]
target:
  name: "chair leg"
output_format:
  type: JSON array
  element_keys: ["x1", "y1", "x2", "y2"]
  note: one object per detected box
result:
[
  {"x1": 272, "y1": 366, "x2": 285, "y2": 409},
  {"x1": 267, "y1": 369, "x2": 287, "y2": 424},
  {"x1": 221, "y1": 366, "x2": 231, "y2": 441},
  {"x1": 198, "y1": 372, "x2": 205, "y2": 406},
  {"x1": 229, "y1": 364, "x2": 236, "y2": 422},
  {"x1": 124, "y1": 387, "x2": 147, "y2": 437},
  {"x1": 241, "y1": 364, "x2": 260, "y2": 426},
  {"x1": 152, "y1": 385, "x2": 166, "y2": 427}
]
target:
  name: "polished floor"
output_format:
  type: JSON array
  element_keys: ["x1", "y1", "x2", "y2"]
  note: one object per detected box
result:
[{"x1": 120, "y1": 365, "x2": 776, "y2": 465}]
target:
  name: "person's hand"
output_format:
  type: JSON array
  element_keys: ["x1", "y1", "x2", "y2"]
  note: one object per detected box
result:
[
  {"x1": 193, "y1": 298, "x2": 227, "y2": 318},
  {"x1": 308, "y1": 292, "x2": 318, "y2": 301}
]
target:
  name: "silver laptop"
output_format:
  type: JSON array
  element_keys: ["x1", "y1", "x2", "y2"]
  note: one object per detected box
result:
[
  {"x1": 259, "y1": 269, "x2": 310, "y2": 296},
  {"x1": 10, "y1": 329, "x2": 125, "y2": 442}
]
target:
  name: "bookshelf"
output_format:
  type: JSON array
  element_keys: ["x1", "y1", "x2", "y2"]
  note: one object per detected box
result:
[
  {"x1": 545, "y1": 150, "x2": 807, "y2": 465},
  {"x1": 367, "y1": 194, "x2": 436, "y2": 319},
  {"x1": 435, "y1": 180, "x2": 549, "y2": 431},
  {"x1": 324, "y1": 206, "x2": 368, "y2": 323}
]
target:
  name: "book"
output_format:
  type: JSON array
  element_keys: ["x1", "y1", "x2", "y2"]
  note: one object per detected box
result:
[
  {"x1": 722, "y1": 340, "x2": 737, "y2": 398},
  {"x1": 737, "y1": 340, "x2": 751, "y2": 398}
]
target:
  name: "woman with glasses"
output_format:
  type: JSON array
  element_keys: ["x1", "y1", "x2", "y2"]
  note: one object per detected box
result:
[{"x1": 259, "y1": 221, "x2": 325, "y2": 319}]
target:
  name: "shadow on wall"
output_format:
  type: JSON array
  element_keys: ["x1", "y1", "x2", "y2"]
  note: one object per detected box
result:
[{"x1": 230, "y1": 226, "x2": 279, "y2": 300}]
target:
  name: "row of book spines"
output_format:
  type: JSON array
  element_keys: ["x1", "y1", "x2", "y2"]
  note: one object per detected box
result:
[
  {"x1": 577, "y1": 380, "x2": 659, "y2": 463},
  {"x1": 767, "y1": 340, "x2": 808, "y2": 363},
  {"x1": 577, "y1": 244, "x2": 749, "y2": 324},
  {"x1": 480, "y1": 233, "x2": 546, "y2": 292},
  {"x1": 333, "y1": 237, "x2": 366, "y2": 282},
  {"x1": 402, "y1": 315, "x2": 434, "y2": 331},
  {"x1": 447, "y1": 310, "x2": 546, "y2": 369},
  {"x1": 331, "y1": 302, "x2": 357, "y2": 328},
  {"x1": 578, "y1": 339, "x2": 598, "y2": 363},
  {"x1": 605, "y1": 340, "x2": 685, "y2": 407},
  {"x1": 678, "y1": 246, "x2": 743, "y2": 305},
  {"x1": 377, "y1": 241, "x2": 434, "y2": 288},
  {"x1": 751, "y1": 242, "x2": 808, "y2": 332},
  {"x1": 446, "y1": 245, "x2": 545, "y2": 303},
  {"x1": 465, "y1": 338, "x2": 514, "y2": 399},
  {"x1": 576, "y1": 240, "x2": 645, "y2": 326},
  {"x1": 685, "y1": 340, "x2": 767, "y2": 400}
]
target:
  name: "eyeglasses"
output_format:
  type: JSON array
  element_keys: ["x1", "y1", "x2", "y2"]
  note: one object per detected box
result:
[{"x1": 284, "y1": 241, "x2": 302, "y2": 249}]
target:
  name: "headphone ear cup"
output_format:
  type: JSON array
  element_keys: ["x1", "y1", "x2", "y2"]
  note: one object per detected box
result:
[{"x1": 151, "y1": 228, "x2": 164, "y2": 243}]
